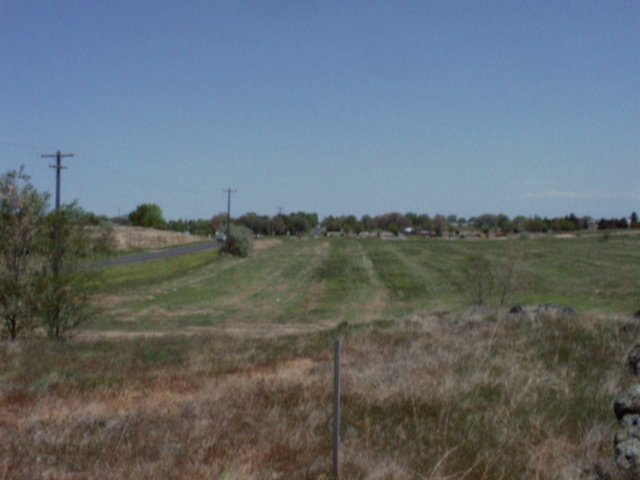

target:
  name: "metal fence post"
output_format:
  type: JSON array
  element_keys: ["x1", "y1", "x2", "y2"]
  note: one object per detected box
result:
[{"x1": 333, "y1": 338, "x2": 341, "y2": 479}]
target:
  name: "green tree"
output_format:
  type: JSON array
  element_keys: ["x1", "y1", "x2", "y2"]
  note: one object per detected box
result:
[
  {"x1": 432, "y1": 214, "x2": 449, "y2": 237},
  {"x1": 284, "y1": 212, "x2": 318, "y2": 235},
  {"x1": 36, "y1": 204, "x2": 99, "y2": 338},
  {"x1": 523, "y1": 216, "x2": 548, "y2": 233},
  {"x1": 0, "y1": 168, "x2": 49, "y2": 339},
  {"x1": 211, "y1": 213, "x2": 227, "y2": 234},
  {"x1": 496, "y1": 214, "x2": 512, "y2": 233},
  {"x1": 343, "y1": 215, "x2": 362, "y2": 234},
  {"x1": 237, "y1": 212, "x2": 270, "y2": 236},
  {"x1": 271, "y1": 215, "x2": 286, "y2": 235},
  {"x1": 129, "y1": 203, "x2": 165, "y2": 229}
]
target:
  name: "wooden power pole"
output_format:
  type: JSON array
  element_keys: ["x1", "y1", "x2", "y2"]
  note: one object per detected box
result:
[
  {"x1": 41, "y1": 150, "x2": 74, "y2": 276},
  {"x1": 223, "y1": 187, "x2": 236, "y2": 238}
]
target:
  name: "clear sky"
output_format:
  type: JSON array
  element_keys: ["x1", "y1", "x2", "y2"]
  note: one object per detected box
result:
[{"x1": 1, "y1": 0, "x2": 638, "y2": 221}]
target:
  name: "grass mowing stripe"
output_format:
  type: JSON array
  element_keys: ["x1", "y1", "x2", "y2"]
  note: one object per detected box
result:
[
  {"x1": 304, "y1": 240, "x2": 383, "y2": 322},
  {"x1": 90, "y1": 236, "x2": 640, "y2": 333},
  {"x1": 362, "y1": 241, "x2": 429, "y2": 301},
  {"x1": 95, "y1": 250, "x2": 220, "y2": 293}
]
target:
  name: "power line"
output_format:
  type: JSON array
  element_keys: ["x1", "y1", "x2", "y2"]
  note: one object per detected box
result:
[
  {"x1": 80, "y1": 155, "x2": 213, "y2": 196},
  {"x1": 1, "y1": 143, "x2": 214, "y2": 197},
  {"x1": 0, "y1": 140, "x2": 54, "y2": 152}
]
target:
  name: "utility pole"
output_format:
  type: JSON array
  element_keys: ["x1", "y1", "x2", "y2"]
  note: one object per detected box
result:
[
  {"x1": 41, "y1": 151, "x2": 74, "y2": 216},
  {"x1": 223, "y1": 188, "x2": 236, "y2": 238},
  {"x1": 41, "y1": 150, "x2": 74, "y2": 276}
]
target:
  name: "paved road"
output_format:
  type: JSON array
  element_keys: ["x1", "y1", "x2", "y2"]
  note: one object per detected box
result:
[{"x1": 103, "y1": 241, "x2": 221, "y2": 267}]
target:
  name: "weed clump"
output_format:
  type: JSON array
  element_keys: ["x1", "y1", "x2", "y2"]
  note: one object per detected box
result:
[{"x1": 224, "y1": 224, "x2": 253, "y2": 257}]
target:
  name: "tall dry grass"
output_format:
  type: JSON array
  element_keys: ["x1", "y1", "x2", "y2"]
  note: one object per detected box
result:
[{"x1": 0, "y1": 310, "x2": 634, "y2": 479}]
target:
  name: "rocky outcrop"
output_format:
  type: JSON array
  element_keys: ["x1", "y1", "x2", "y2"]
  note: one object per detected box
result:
[
  {"x1": 507, "y1": 304, "x2": 577, "y2": 322},
  {"x1": 614, "y1": 436, "x2": 640, "y2": 474},
  {"x1": 627, "y1": 346, "x2": 640, "y2": 375},
  {"x1": 615, "y1": 386, "x2": 640, "y2": 422},
  {"x1": 613, "y1": 344, "x2": 640, "y2": 475}
]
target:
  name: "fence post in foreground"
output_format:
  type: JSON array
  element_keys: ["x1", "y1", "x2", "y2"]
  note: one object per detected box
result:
[{"x1": 333, "y1": 338, "x2": 341, "y2": 479}]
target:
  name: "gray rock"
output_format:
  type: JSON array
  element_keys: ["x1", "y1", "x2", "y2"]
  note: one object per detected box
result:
[
  {"x1": 629, "y1": 346, "x2": 640, "y2": 376},
  {"x1": 621, "y1": 323, "x2": 640, "y2": 335},
  {"x1": 614, "y1": 437, "x2": 640, "y2": 473},
  {"x1": 509, "y1": 305, "x2": 523, "y2": 314},
  {"x1": 507, "y1": 304, "x2": 537, "y2": 322},
  {"x1": 535, "y1": 304, "x2": 577, "y2": 318},
  {"x1": 615, "y1": 385, "x2": 640, "y2": 422},
  {"x1": 622, "y1": 414, "x2": 640, "y2": 439}
]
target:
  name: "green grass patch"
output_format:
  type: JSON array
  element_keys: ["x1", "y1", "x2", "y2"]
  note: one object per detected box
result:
[{"x1": 96, "y1": 250, "x2": 220, "y2": 293}]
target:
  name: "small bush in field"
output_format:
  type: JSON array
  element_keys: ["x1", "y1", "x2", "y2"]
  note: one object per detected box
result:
[
  {"x1": 224, "y1": 224, "x2": 252, "y2": 257},
  {"x1": 459, "y1": 254, "x2": 494, "y2": 306}
]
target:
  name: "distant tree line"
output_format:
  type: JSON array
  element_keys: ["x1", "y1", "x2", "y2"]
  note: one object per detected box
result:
[
  {"x1": 124, "y1": 203, "x2": 639, "y2": 238},
  {"x1": 597, "y1": 214, "x2": 637, "y2": 230},
  {"x1": 322, "y1": 211, "x2": 640, "y2": 236},
  {"x1": 166, "y1": 218, "x2": 215, "y2": 237}
]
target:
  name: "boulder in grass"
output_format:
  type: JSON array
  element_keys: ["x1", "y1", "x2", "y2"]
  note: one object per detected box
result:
[
  {"x1": 507, "y1": 304, "x2": 538, "y2": 322},
  {"x1": 628, "y1": 345, "x2": 640, "y2": 376},
  {"x1": 509, "y1": 304, "x2": 523, "y2": 314},
  {"x1": 535, "y1": 304, "x2": 577, "y2": 319},
  {"x1": 614, "y1": 385, "x2": 640, "y2": 422},
  {"x1": 622, "y1": 414, "x2": 640, "y2": 439},
  {"x1": 614, "y1": 437, "x2": 640, "y2": 474}
]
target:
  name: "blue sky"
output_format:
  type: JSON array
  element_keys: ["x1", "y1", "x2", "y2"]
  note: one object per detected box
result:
[{"x1": 1, "y1": 1, "x2": 638, "y2": 220}]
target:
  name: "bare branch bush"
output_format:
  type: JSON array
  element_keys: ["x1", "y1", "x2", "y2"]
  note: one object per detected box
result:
[
  {"x1": 459, "y1": 254, "x2": 495, "y2": 307},
  {"x1": 493, "y1": 246, "x2": 529, "y2": 308}
]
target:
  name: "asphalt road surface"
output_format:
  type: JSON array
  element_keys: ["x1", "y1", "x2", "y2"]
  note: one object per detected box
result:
[{"x1": 103, "y1": 241, "x2": 221, "y2": 267}]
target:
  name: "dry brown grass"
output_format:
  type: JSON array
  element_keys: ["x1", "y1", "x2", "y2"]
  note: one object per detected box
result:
[
  {"x1": 253, "y1": 238, "x2": 282, "y2": 252},
  {"x1": 1, "y1": 310, "x2": 632, "y2": 479},
  {"x1": 111, "y1": 226, "x2": 208, "y2": 251}
]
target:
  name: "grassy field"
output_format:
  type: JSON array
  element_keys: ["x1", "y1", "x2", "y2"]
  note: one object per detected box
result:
[
  {"x1": 1, "y1": 234, "x2": 639, "y2": 479},
  {"x1": 90, "y1": 234, "x2": 639, "y2": 333}
]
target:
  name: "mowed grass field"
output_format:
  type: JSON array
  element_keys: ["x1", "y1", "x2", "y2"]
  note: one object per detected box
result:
[
  {"x1": 1, "y1": 234, "x2": 639, "y2": 479},
  {"x1": 91, "y1": 233, "x2": 639, "y2": 333}
]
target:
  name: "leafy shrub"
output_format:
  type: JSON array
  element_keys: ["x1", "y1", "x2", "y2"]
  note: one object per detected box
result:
[{"x1": 224, "y1": 224, "x2": 252, "y2": 257}]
